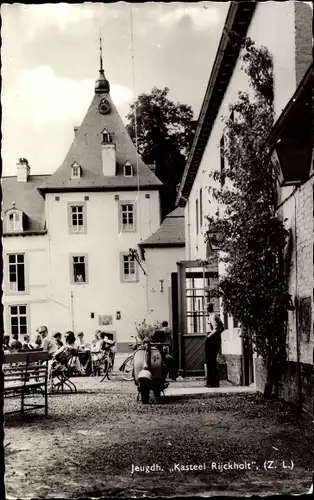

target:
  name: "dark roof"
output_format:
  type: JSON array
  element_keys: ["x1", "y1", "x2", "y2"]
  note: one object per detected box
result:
[
  {"x1": 176, "y1": 1, "x2": 256, "y2": 206},
  {"x1": 267, "y1": 64, "x2": 313, "y2": 185},
  {"x1": 2, "y1": 175, "x2": 50, "y2": 232},
  {"x1": 39, "y1": 91, "x2": 162, "y2": 193},
  {"x1": 140, "y1": 207, "x2": 185, "y2": 247}
]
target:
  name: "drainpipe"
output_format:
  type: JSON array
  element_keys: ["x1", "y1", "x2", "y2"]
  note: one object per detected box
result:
[
  {"x1": 294, "y1": 190, "x2": 302, "y2": 408},
  {"x1": 70, "y1": 291, "x2": 74, "y2": 332}
]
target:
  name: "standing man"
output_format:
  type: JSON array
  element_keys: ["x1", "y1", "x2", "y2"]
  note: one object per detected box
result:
[
  {"x1": 37, "y1": 326, "x2": 57, "y2": 359},
  {"x1": 205, "y1": 303, "x2": 224, "y2": 388},
  {"x1": 160, "y1": 321, "x2": 173, "y2": 354}
]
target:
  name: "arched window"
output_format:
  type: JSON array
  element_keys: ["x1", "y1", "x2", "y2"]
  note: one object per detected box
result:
[
  {"x1": 6, "y1": 208, "x2": 23, "y2": 232},
  {"x1": 123, "y1": 161, "x2": 133, "y2": 177},
  {"x1": 101, "y1": 128, "x2": 112, "y2": 145}
]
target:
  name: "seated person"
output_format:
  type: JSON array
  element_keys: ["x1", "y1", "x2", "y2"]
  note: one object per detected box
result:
[
  {"x1": 22, "y1": 335, "x2": 33, "y2": 351},
  {"x1": 10, "y1": 334, "x2": 23, "y2": 352},
  {"x1": 91, "y1": 330, "x2": 102, "y2": 352},
  {"x1": 53, "y1": 332, "x2": 63, "y2": 349},
  {"x1": 77, "y1": 332, "x2": 86, "y2": 348},
  {"x1": 76, "y1": 332, "x2": 92, "y2": 374},
  {"x1": 2, "y1": 335, "x2": 11, "y2": 353},
  {"x1": 33, "y1": 333, "x2": 43, "y2": 350},
  {"x1": 52, "y1": 331, "x2": 84, "y2": 375},
  {"x1": 101, "y1": 332, "x2": 116, "y2": 366}
]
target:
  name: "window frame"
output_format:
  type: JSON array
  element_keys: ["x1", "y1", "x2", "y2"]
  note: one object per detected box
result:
[
  {"x1": 71, "y1": 162, "x2": 81, "y2": 179},
  {"x1": 6, "y1": 252, "x2": 28, "y2": 295},
  {"x1": 6, "y1": 208, "x2": 23, "y2": 232},
  {"x1": 67, "y1": 201, "x2": 87, "y2": 234},
  {"x1": 8, "y1": 304, "x2": 28, "y2": 337},
  {"x1": 101, "y1": 128, "x2": 112, "y2": 144},
  {"x1": 118, "y1": 200, "x2": 137, "y2": 233},
  {"x1": 70, "y1": 253, "x2": 89, "y2": 285},
  {"x1": 120, "y1": 252, "x2": 139, "y2": 283},
  {"x1": 123, "y1": 162, "x2": 133, "y2": 177}
]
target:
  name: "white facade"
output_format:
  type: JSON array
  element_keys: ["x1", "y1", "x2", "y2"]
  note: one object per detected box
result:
[
  {"x1": 45, "y1": 189, "x2": 160, "y2": 344},
  {"x1": 144, "y1": 246, "x2": 185, "y2": 326},
  {"x1": 3, "y1": 235, "x2": 49, "y2": 339}
]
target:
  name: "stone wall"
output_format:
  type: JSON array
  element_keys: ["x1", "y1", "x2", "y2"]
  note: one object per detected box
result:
[
  {"x1": 255, "y1": 357, "x2": 313, "y2": 416},
  {"x1": 224, "y1": 354, "x2": 243, "y2": 386}
]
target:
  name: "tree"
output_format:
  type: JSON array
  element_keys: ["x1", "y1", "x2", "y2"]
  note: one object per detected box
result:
[
  {"x1": 126, "y1": 87, "x2": 196, "y2": 218},
  {"x1": 206, "y1": 35, "x2": 292, "y2": 399}
]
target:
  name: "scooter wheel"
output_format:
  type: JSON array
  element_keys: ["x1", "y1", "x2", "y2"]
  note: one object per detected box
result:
[{"x1": 139, "y1": 380, "x2": 150, "y2": 404}]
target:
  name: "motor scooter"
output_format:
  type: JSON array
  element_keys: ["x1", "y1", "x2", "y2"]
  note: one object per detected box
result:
[{"x1": 133, "y1": 339, "x2": 169, "y2": 404}]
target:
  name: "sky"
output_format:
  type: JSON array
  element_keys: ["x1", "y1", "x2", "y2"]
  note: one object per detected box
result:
[{"x1": 1, "y1": 2, "x2": 230, "y2": 177}]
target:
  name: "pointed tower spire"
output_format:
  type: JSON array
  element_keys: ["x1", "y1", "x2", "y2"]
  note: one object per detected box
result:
[
  {"x1": 99, "y1": 36, "x2": 103, "y2": 72},
  {"x1": 95, "y1": 36, "x2": 110, "y2": 94}
]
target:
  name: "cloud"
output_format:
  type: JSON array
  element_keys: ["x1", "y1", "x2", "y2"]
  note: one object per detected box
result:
[
  {"x1": 19, "y1": 3, "x2": 99, "y2": 40},
  {"x1": 150, "y1": 3, "x2": 224, "y2": 31},
  {"x1": 2, "y1": 66, "x2": 134, "y2": 128}
]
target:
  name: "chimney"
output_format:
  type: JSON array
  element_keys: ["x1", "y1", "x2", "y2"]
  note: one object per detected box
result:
[
  {"x1": 74, "y1": 126, "x2": 79, "y2": 137},
  {"x1": 101, "y1": 130, "x2": 116, "y2": 176},
  {"x1": 17, "y1": 158, "x2": 30, "y2": 183}
]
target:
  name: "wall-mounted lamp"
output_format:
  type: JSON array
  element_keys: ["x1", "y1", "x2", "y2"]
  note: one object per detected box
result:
[
  {"x1": 116, "y1": 311, "x2": 121, "y2": 320},
  {"x1": 160, "y1": 280, "x2": 164, "y2": 293},
  {"x1": 90, "y1": 312, "x2": 94, "y2": 319}
]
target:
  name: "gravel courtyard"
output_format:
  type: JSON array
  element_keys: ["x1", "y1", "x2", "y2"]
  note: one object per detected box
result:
[{"x1": 4, "y1": 375, "x2": 312, "y2": 498}]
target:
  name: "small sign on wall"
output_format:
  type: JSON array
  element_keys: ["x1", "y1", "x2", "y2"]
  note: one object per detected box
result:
[{"x1": 99, "y1": 315, "x2": 113, "y2": 326}]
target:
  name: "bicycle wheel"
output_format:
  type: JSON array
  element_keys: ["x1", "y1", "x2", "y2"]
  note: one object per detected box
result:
[
  {"x1": 122, "y1": 356, "x2": 134, "y2": 381},
  {"x1": 106, "y1": 360, "x2": 113, "y2": 380}
]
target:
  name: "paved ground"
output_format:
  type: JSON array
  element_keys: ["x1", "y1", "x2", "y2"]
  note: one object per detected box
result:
[{"x1": 4, "y1": 374, "x2": 312, "y2": 498}]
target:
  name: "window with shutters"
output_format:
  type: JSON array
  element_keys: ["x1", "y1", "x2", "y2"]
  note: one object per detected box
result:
[
  {"x1": 70, "y1": 255, "x2": 88, "y2": 284},
  {"x1": 119, "y1": 201, "x2": 136, "y2": 232},
  {"x1": 68, "y1": 202, "x2": 87, "y2": 234},
  {"x1": 9, "y1": 304, "x2": 28, "y2": 336},
  {"x1": 7, "y1": 253, "x2": 26, "y2": 293},
  {"x1": 120, "y1": 252, "x2": 138, "y2": 282}
]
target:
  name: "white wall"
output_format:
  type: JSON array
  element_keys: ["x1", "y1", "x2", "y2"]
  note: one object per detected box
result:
[
  {"x1": 45, "y1": 189, "x2": 161, "y2": 345},
  {"x1": 144, "y1": 246, "x2": 185, "y2": 326},
  {"x1": 3, "y1": 235, "x2": 49, "y2": 342}
]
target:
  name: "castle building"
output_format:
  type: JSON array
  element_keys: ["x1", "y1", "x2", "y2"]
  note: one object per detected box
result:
[{"x1": 2, "y1": 53, "x2": 168, "y2": 351}]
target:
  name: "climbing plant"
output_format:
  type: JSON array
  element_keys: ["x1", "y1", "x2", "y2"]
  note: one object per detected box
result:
[{"x1": 205, "y1": 34, "x2": 292, "y2": 398}]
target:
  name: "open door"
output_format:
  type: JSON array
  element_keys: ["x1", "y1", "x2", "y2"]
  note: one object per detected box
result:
[{"x1": 176, "y1": 260, "x2": 219, "y2": 376}]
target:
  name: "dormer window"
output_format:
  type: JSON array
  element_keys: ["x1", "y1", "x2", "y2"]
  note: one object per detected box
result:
[
  {"x1": 101, "y1": 128, "x2": 112, "y2": 145},
  {"x1": 6, "y1": 208, "x2": 23, "y2": 232},
  {"x1": 71, "y1": 162, "x2": 81, "y2": 179},
  {"x1": 124, "y1": 161, "x2": 133, "y2": 177}
]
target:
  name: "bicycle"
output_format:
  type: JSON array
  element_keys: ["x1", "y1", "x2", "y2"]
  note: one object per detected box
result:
[
  {"x1": 120, "y1": 354, "x2": 134, "y2": 381},
  {"x1": 119, "y1": 336, "x2": 140, "y2": 381},
  {"x1": 100, "y1": 349, "x2": 115, "y2": 382}
]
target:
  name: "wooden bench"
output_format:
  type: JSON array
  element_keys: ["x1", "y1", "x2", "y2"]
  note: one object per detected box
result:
[{"x1": 3, "y1": 351, "x2": 49, "y2": 415}]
